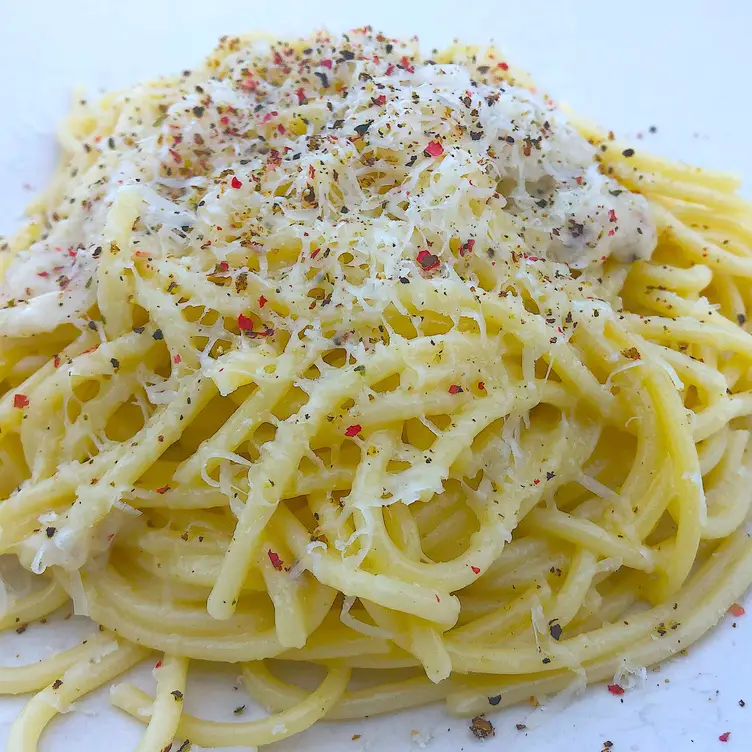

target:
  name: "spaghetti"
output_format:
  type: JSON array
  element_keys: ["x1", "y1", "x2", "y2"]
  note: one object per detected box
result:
[{"x1": 1, "y1": 28, "x2": 751, "y2": 751}]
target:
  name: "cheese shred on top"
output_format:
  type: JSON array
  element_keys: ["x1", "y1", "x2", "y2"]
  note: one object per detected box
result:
[{"x1": 0, "y1": 28, "x2": 654, "y2": 342}]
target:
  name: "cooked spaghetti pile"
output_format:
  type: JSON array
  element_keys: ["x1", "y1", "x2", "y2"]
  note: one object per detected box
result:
[{"x1": 0, "y1": 28, "x2": 751, "y2": 752}]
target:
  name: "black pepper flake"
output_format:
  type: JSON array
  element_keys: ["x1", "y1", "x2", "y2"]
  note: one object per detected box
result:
[
  {"x1": 340, "y1": 50, "x2": 355, "y2": 61},
  {"x1": 171, "y1": 690, "x2": 184, "y2": 701},
  {"x1": 233, "y1": 705, "x2": 246, "y2": 715},
  {"x1": 487, "y1": 695, "x2": 501, "y2": 706},
  {"x1": 549, "y1": 620, "x2": 563, "y2": 641},
  {"x1": 133, "y1": 326, "x2": 145, "y2": 334},
  {"x1": 153, "y1": 329, "x2": 164, "y2": 340},
  {"x1": 738, "y1": 313, "x2": 746, "y2": 325},
  {"x1": 192, "y1": 106, "x2": 205, "y2": 117},
  {"x1": 16, "y1": 623, "x2": 27, "y2": 634},
  {"x1": 740, "y1": 699, "x2": 746, "y2": 707},
  {"x1": 107, "y1": 137, "x2": 116, "y2": 149},
  {"x1": 649, "y1": 125, "x2": 658, "y2": 134},
  {"x1": 505, "y1": 135, "x2": 515, "y2": 144},
  {"x1": 470, "y1": 131, "x2": 483, "y2": 141},
  {"x1": 569, "y1": 220, "x2": 585, "y2": 238},
  {"x1": 110, "y1": 358, "x2": 120, "y2": 370},
  {"x1": 516, "y1": 724, "x2": 527, "y2": 731},
  {"x1": 406, "y1": 155, "x2": 417, "y2": 167},
  {"x1": 45, "y1": 527, "x2": 56, "y2": 538},
  {"x1": 536, "y1": 199, "x2": 547, "y2": 208},
  {"x1": 399, "y1": 276, "x2": 410, "y2": 284},
  {"x1": 470, "y1": 716, "x2": 495, "y2": 740},
  {"x1": 622, "y1": 148, "x2": 635, "y2": 157},
  {"x1": 609, "y1": 189, "x2": 624, "y2": 196},
  {"x1": 93, "y1": 246, "x2": 102, "y2": 258},
  {"x1": 52, "y1": 679, "x2": 63, "y2": 690},
  {"x1": 542, "y1": 657, "x2": 551, "y2": 664},
  {"x1": 354, "y1": 121, "x2": 373, "y2": 137},
  {"x1": 385, "y1": 43, "x2": 393, "y2": 53},
  {"x1": 314, "y1": 71, "x2": 329, "y2": 88},
  {"x1": 87, "y1": 320, "x2": 98, "y2": 330},
  {"x1": 340, "y1": 206, "x2": 350, "y2": 214},
  {"x1": 603, "y1": 743, "x2": 613, "y2": 749}
]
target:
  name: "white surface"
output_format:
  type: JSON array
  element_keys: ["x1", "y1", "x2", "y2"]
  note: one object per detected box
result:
[{"x1": 1, "y1": 1, "x2": 751, "y2": 750}]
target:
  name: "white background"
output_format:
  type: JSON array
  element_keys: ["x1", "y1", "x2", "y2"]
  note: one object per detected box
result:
[{"x1": 1, "y1": 1, "x2": 751, "y2": 750}]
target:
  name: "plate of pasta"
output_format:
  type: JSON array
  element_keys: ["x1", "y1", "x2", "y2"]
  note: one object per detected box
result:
[{"x1": 1, "y1": 2, "x2": 752, "y2": 751}]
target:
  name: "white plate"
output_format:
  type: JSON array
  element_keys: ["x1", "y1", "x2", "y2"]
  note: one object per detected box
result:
[{"x1": 1, "y1": 1, "x2": 751, "y2": 750}]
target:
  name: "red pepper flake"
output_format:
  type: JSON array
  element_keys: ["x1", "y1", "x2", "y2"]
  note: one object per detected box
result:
[
  {"x1": 608, "y1": 229, "x2": 616, "y2": 236},
  {"x1": 448, "y1": 384, "x2": 463, "y2": 394},
  {"x1": 277, "y1": 124, "x2": 286, "y2": 135},
  {"x1": 231, "y1": 176, "x2": 242, "y2": 189},
  {"x1": 308, "y1": 164, "x2": 316, "y2": 180},
  {"x1": 719, "y1": 732, "x2": 731, "y2": 743},
  {"x1": 262, "y1": 111, "x2": 278, "y2": 123},
  {"x1": 471, "y1": 566, "x2": 481, "y2": 574},
  {"x1": 478, "y1": 381, "x2": 486, "y2": 390},
  {"x1": 460, "y1": 238, "x2": 475, "y2": 257},
  {"x1": 173, "y1": 354, "x2": 182, "y2": 364},
  {"x1": 53, "y1": 355, "x2": 61, "y2": 368},
  {"x1": 576, "y1": 176, "x2": 583, "y2": 185},
  {"x1": 296, "y1": 87, "x2": 307, "y2": 105},
  {"x1": 37, "y1": 270, "x2": 49, "y2": 277},
  {"x1": 417, "y1": 250, "x2": 441, "y2": 271},
  {"x1": 435, "y1": 594, "x2": 441, "y2": 602},
  {"x1": 321, "y1": 59, "x2": 333, "y2": 69},
  {"x1": 268, "y1": 550, "x2": 284, "y2": 571},
  {"x1": 424, "y1": 140, "x2": 444, "y2": 158},
  {"x1": 498, "y1": 62, "x2": 509, "y2": 71},
  {"x1": 607, "y1": 684, "x2": 625, "y2": 695},
  {"x1": 399, "y1": 56, "x2": 415, "y2": 73},
  {"x1": 729, "y1": 603, "x2": 745, "y2": 617},
  {"x1": 218, "y1": 261, "x2": 229, "y2": 272},
  {"x1": 533, "y1": 479, "x2": 540, "y2": 485},
  {"x1": 386, "y1": 63, "x2": 395, "y2": 76},
  {"x1": 311, "y1": 248, "x2": 321, "y2": 259},
  {"x1": 155, "y1": 485, "x2": 171, "y2": 495},
  {"x1": 168, "y1": 148, "x2": 182, "y2": 163},
  {"x1": 373, "y1": 94, "x2": 387, "y2": 106},
  {"x1": 155, "y1": 660, "x2": 163, "y2": 669},
  {"x1": 13, "y1": 394, "x2": 29, "y2": 408},
  {"x1": 344, "y1": 424, "x2": 362, "y2": 437},
  {"x1": 237, "y1": 314, "x2": 254, "y2": 332},
  {"x1": 259, "y1": 295, "x2": 268, "y2": 308},
  {"x1": 608, "y1": 209, "x2": 618, "y2": 223}
]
